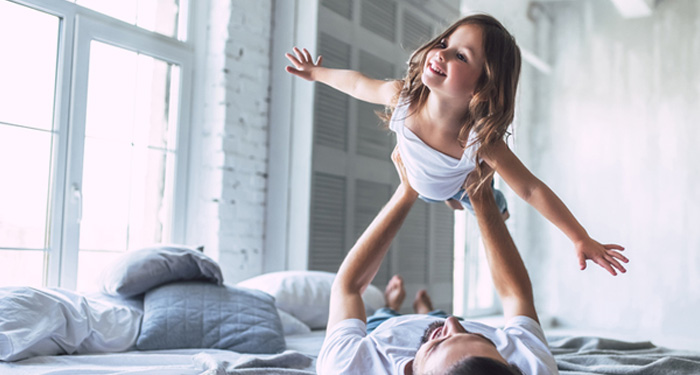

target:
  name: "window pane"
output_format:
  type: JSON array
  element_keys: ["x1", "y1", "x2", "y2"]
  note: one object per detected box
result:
[
  {"x1": 0, "y1": 126, "x2": 52, "y2": 249},
  {"x1": 74, "y1": 0, "x2": 183, "y2": 39},
  {"x1": 467, "y1": 239, "x2": 496, "y2": 312},
  {"x1": 76, "y1": 250, "x2": 121, "y2": 292},
  {"x1": 126, "y1": 148, "x2": 176, "y2": 250},
  {"x1": 78, "y1": 41, "x2": 179, "y2": 285},
  {"x1": 0, "y1": 0, "x2": 59, "y2": 130},
  {"x1": 79, "y1": 138, "x2": 131, "y2": 251},
  {"x1": 0, "y1": 250, "x2": 45, "y2": 287},
  {"x1": 85, "y1": 42, "x2": 179, "y2": 150}
]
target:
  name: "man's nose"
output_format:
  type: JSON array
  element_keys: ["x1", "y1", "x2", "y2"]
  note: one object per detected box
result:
[{"x1": 443, "y1": 316, "x2": 464, "y2": 335}]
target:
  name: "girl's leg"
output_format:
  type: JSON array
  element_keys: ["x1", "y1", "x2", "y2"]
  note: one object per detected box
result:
[{"x1": 456, "y1": 181, "x2": 509, "y2": 218}]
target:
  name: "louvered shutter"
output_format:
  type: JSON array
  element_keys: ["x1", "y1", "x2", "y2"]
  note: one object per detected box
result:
[
  {"x1": 354, "y1": 180, "x2": 393, "y2": 287},
  {"x1": 361, "y1": 0, "x2": 397, "y2": 42},
  {"x1": 430, "y1": 203, "x2": 455, "y2": 312},
  {"x1": 397, "y1": 200, "x2": 429, "y2": 284},
  {"x1": 309, "y1": 172, "x2": 347, "y2": 272},
  {"x1": 431, "y1": 203, "x2": 455, "y2": 283},
  {"x1": 321, "y1": 0, "x2": 353, "y2": 20},
  {"x1": 402, "y1": 10, "x2": 433, "y2": 51},
  {"x1": 357, "y1": 51, "x2": 395, "y2": 160},
  {"x1": 314, "y1": 33, "x2": 350, "y2": 151}
]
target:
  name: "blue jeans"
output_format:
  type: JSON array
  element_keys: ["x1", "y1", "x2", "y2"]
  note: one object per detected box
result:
[
  {"x1": 367, "y1": 308, "x2": 455, "y2": 334},
  {"x1": 419, "y1": 179, "x2": 508, "y2": 215}
]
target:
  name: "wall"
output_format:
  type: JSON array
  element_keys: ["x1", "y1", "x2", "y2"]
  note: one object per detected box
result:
[
  {"x1": 187, "y1": 0, "x2": 273, "y2": 283},
  {"x1": 529, "y1": 0, "x2": 700, "y2": 349}
]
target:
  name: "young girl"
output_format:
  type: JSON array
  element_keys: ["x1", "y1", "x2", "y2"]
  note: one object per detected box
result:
[{"x1": 285, "y1": 14, "x2": 628, "y2": 276}]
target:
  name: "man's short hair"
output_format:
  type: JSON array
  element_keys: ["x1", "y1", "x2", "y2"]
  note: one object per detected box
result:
[{"x1": 445, "y1": 356, "x2": 523, "y2": 375}]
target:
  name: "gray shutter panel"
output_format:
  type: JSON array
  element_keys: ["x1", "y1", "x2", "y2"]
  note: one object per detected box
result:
[
  {"x1": 354, "y1": 180, "x2": 393, "y2": 287},
  {"x1": 357, "y1": 51, "x2": 395, "y2": 159},
  {"x1": 432, "y1": 204, "x2": 454, "y2": 283},
  {"x1": 322, "y1": 0, "x2": 353, "y2": 20},
  {"x1": 309, "y1": 172, "x2": 347, "y2": 272},
  {"x1": 314, "y1": 33, "x2": 350, "y2": 151},
  {"x1": 402, "y1": 10, "x2": 433, "y2": 51},
  {"x1": 397, "y1": 200, "x2": 429, "y2": 284},
  {"x1": 360, "y1": 0, "x2": 397, "y2": 42}
]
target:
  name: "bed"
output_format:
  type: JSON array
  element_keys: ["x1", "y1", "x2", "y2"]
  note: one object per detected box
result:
[{"x1": 2, "y1": 245, "x2": 700, "y2": 374}]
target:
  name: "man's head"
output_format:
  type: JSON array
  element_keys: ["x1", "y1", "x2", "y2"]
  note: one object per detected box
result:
[{"x1": 410, "y1": 317, "x2": 522, "y2": 375}]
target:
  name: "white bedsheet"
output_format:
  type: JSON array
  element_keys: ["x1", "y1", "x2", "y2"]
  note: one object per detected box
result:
[
  {"x1": 0, "y1": 331, "x2": 326, "y2": 375},
  {"x1": 0, "y1": 287, "x2": 142, "y2": 362}
]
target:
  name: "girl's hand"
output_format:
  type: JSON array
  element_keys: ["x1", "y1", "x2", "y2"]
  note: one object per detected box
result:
[
  {"x1": 575, "y1": 237, "x2": 628, "y2": 276},
  {"x1": 285, "y1": 47, "x2": 322, "y2": 81}
]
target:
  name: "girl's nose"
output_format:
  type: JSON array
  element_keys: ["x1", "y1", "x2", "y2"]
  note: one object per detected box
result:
[{"x1": 435, "y1": 49, "x2": 446, "y2": 61}]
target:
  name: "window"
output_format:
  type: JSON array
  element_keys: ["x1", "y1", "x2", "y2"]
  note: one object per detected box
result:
[{"x1": 0, "y1": 0, "x2": 193, "y2": 291}]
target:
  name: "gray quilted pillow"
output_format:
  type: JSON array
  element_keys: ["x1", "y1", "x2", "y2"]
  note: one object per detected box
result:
[
  {"x1": 101, "y1": 245, "x2": 223, "y2": 298},
  {"x1": 136, "y1": 282, "x2": 285, "y2": 354}
]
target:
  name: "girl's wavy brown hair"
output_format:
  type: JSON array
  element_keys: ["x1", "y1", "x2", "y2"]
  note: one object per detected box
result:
[{"x1": 384, "y1": 14, "x2": 521, "y2": 194}]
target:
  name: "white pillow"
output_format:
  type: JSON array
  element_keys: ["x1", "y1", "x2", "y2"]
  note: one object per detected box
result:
[
  {"x1": 277, "y1": 309, "x2": 311, "y2": 336},
  {"x1": 237, "y1": 271, "x2": 385, "y2": 330},
  {"x1": 0, "y1": 287, "x2": 142, "y2": 361}
]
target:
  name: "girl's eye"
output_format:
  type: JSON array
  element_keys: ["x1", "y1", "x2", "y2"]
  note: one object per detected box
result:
[
  {"x1": 438, "y1": 40, "x2": 447, "y2": 48},
  {"x1": 457, "y1": 53, "x2": 467, "y2": 62}
]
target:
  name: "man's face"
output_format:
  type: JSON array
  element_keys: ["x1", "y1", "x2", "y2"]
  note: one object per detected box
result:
[{"x1": 412, "y1": 317, "x2": 507, "y2": 374}]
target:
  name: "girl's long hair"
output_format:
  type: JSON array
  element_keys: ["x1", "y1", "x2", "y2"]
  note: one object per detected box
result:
[{"x1": 384, "y1": 14, "x2": 521, "y2": 194}]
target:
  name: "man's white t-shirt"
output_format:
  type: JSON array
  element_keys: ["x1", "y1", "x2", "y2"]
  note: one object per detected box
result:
[{"x1": 316, "y1": 314, "x2": 559, "y2": 375}]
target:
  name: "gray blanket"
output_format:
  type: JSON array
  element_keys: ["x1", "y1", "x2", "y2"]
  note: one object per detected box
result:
[
  {"x1": 194, "y1": 350, "x2": 315, "y2": 375},
  {"x1": 549, "y1": 336, "x2": 700, "y2": 375}
]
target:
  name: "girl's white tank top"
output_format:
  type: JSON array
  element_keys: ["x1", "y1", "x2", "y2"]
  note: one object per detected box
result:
[{"x1": 389, "y1": 99, "x2": 479, "y2": 201}]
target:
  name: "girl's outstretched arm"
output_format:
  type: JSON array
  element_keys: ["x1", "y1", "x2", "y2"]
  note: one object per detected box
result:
[
  {"x1": 482, "y1": 140, "x2": 629, "y2": 276},
  {"x1": 285, "y1": 47, "x2": 401, "y2": 106}
]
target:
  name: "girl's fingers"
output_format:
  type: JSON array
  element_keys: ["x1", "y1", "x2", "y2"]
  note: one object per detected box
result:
[
  {"x1": 603, "y1": 243, "x2": 624, "y2": 250},
  {"x1": 316, "y1": 55, "x2": 323, "y2": 65},
  {"x1": 303, "y1": 48, "x2": 313, "y2": 62},
  {"x1": 606, "y1": 255, "x2": 626, "y2": 273},
  {"x1": 285, "y1": 53, "x2": 302, "y2": 68},
  {"x1": 595, "y1": 257, "x2": 617, "y2": 276},
  {"x1": 609, "y1": 251, "x2": 629, "y2": 263},
  {"x1": 293, "y1": 47, "x2": 305, "y2": 62}
]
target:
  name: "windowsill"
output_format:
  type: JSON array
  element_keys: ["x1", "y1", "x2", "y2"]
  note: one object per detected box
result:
[{"x1": 468, "y1": 313, "x2": 557, "y2": 330}]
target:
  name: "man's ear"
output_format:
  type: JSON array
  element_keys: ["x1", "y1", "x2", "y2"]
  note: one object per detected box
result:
[{"x1": 404, "y1": 359, "x2": 415, "y2": 375}]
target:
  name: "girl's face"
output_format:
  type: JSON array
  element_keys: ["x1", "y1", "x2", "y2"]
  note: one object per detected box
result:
[{"x1": 421, "y1": 24, "x2": 486, "y2": 101}]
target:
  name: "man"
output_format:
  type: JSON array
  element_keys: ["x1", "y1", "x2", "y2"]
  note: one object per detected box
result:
[{"x1": 316, "y1": 150, "x2": 560, "y2": 375}]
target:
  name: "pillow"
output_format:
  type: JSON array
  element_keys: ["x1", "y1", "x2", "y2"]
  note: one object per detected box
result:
[
  {"x1": 237, "y1": 271, "x2": 385, "y2": 329},
  {"x1": 136, "y1": 282, "x2": 285, "y2": 354},
  {"x1": 101, "y1": 245, "x2": 223, "y2": 298},
  {"x1": 277, "y1": 309, "x2": 311, "y2": 336},
  {"x1": 0, "y1": 287, "x2": 142, "y2": 361}
]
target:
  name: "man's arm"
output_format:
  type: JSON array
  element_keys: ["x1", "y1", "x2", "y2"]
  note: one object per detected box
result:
[
  {"x1": 469, "y1": 173, "x2": 538, "y2": 323},
  {"x1": 327, "y1": 150, "x2": 418, "y2": 332}
]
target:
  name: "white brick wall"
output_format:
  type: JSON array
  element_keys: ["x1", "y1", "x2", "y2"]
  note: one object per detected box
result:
[{"x1": 188, "y1": 0, "x2": 273, "y2": 283}]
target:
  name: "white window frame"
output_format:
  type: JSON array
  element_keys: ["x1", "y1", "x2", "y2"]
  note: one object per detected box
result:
[{"x1": 8, "y1": 0, "x2": 194, "y2": 289}]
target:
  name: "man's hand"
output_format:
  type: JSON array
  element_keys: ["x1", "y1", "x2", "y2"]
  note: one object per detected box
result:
[
  {"x1": 285, "y1": 47, "x2": 322, "y2": 81},
  {"x1": 575, "y1": 237, "x2": 628, "y2": 276},
  {"x1": 391, "y1": 146, "x2": 418, "y2": 200}
]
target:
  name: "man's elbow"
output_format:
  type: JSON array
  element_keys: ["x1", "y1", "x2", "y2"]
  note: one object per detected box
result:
[{"x1": 331, "y1": 277, "x2": 360, "y2": 297}]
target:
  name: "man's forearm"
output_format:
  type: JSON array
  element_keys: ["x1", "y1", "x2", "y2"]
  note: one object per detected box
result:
[
  {"x1": 471, "y1": 186, "x2": 534, "y2": 308},
  {"x1": 334, "y1": 185, "x2": 418, "y2": 294}
]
